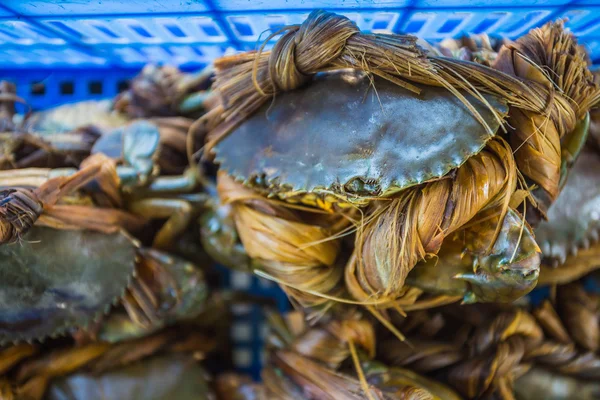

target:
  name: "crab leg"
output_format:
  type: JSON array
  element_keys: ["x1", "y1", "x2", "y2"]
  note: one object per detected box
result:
[
  {"x1": 408, "y1": 207, "x2": 540, "y2": 303},
  {"x1": 127, "y1": 198, "x2": 194, "y2": 250}
]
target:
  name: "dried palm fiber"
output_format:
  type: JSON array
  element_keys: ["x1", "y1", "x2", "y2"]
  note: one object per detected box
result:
[
  {"x1": 0, "y1": 153, "x2": 145, "y2": 244},
  {"x1": 217, "y1": 172, "x2": 463, "y2": 315},
  {"x1": 203, "y1": 10, "x2": 600, "y2": 311},
  {"x1": 216, "y1": 171, "x2": 349, "y2": 310},
  {"x1": 537, "y1": 228, "x2": 600, "y2": 287},
  {"x1": 259, "y1": 310, "x2": 463, "y2": 400},
  {"x1": 493, "y1": 22, "x2": 600, "y2": 218},
  {"x1": 590, "y1": 70, "x2": 600, "y2": 150},
  {"x1": 378, "y1": 280, "x2": 600, "y2": 399},
  {"x1": 0, "y1": 326, "x2": 216, "y2": 400}
]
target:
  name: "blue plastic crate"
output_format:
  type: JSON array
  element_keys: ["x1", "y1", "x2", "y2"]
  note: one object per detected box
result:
[
  {"x1": 3, "y1": 0, "x2": 600, "y2": 380},
  {"x1": 1, "y1": 1, "x2": 600, "y2": 68}
]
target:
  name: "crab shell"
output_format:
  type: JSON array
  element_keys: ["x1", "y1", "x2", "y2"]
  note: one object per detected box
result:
[
  {"x1": 91, "y1": 120, "x2": 161, "y2": 187},
  {"x1": 213, "y1": 70, "x2": 507, "y2": 209},
  {"x1": 47, "y1": 354, "x2": 214, "y2": 400},
  {"x1": 515, "y1": 367, "x2": 600, "y2": 400},
  {"x1": 23, "y1": 100, "x2": 128, "y2": 134},
  {"x1": 0, "y1": 226, "x2": 138, "y2": 343},
  {"x1": 535, "y1": 146, "x2": 600, "y2": 266}
]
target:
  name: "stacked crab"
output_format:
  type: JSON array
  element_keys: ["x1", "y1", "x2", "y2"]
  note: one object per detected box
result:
[
  {"x1": 197, "y1": 9, "x2": 600, "y2": 400},
  {"x1": 0, "y1": 66, "x2": 246, "y2": 399}
]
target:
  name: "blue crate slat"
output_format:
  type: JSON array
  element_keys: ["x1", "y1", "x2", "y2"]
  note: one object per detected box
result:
[
  {"x1": 417, "y1": 0, "x2": 575, "y2": 6},
  {"x1": 560, "y1": 7, "x2": 600, "y2": 37},
  {"x1": 399, "y1": 7, "x2": 556, "y2": 39},
  {"x1": 212, "y1": 0, "x2": 414, "y2": 11},
  {"x1": 2, "y1": 68, "x2": 139, "y2": 110},
  {"x1": 1, "y1": 0, "x2": 211, "y2": 16},
  {"x1": 1, "y1": 1, "x2": 600, "y2": 67}
]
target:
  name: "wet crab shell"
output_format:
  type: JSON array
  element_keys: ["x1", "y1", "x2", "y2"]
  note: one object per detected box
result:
[
  {"x1": 23, "y1": 100, "x2": 129, "y2": 134},
  {"x1": 47, "y1": 354, "x2": 214, "y2": 400},
  {"x1": 535, "y1": 146, "x2": 600, "y2": 266},
  {"x1": 91, "y1": 120, "x2": 161, "y2": 186},
  {"x1": 214, "y1": 70, "x2": 508, "y2": 207},
  {"x1": 0, "y1": 226, "x2": 138, "y2": 344}
]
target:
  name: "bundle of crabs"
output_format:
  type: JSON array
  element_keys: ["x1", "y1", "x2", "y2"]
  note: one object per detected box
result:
[
  {"x1": 199, "y1": 9, "x2": 600, "y2": 321},
  {"x1": 1, "y1": 7, "x2": 600, "y2": 400}
]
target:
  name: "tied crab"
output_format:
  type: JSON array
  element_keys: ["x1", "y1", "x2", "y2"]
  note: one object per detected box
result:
[
  {"x1": 0, "y1": 225, "x2": 208, "y2": 344},
  {"x1": 377, "y1": 278, "x2": 600, "y2": 400},
  {"x1": 214, "y1": 310, "x2": 463, "y2": 400},
  {"x1": 0, "y1": 82, "x2": 103, "y2": 170},
  {"x1": 532, "y1": 97, "x2": 600, "y2": 286},
  {"x1": 0, "y1": 120, "x2": 204, "y2": 250},
  {"x1": 0, "y1": 122, "x2": 211, "y2": 343},
  {"x1": 200, "y1": 10, "x2": 600, "y2": 315},
  {"x1": 16, "y1": 66, "x2": 212, "y2": 176}
]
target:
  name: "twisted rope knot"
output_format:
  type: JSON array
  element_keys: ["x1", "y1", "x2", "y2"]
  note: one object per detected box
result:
[
  {"x1": 216, "y1": 172, "x2": 346, "y2": 308},
  {"x1": 493, "y1": 20, "x2": 600, "y2": 208},
  {"x1": 263, "y1": 10, "x2": 359, "y2": 93},
  {"x1": 0, "y1": 188, "x2": 43, "y2": 244}
]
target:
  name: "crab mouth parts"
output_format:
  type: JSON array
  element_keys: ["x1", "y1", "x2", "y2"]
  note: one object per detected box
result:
[{"x1": 508, "y1": 252, "x2": 541, "y2": 280}]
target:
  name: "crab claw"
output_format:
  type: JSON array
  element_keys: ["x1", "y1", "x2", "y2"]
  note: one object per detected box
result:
[
  {"x1": 408, "y1": 207, "x2": 541, "y2": 304},
  {"x1": 458, "y1": 207, "x2": 541, "y2": 303},
  {"x1": 454, "y1": 260, "x2": 539, "y2": 304}
]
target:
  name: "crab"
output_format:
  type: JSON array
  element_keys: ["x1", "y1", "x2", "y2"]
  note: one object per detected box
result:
[
  {"x1": 46, "y1": 354, "x2": 215, "y2": 400},
  {"x1": 0, "y1": 305, "x2": 220, "y2": 400},
  {"x1": 532, "y1": 117, "x2": 600, "y2": 285},
  {"x1": 204, "y1": 69, "x2": 541, "y2": 307},
  {"x1": 0, "y1": 120, "x2": 204, "y2": 250},
  {"x1": 21, "y1": 98, "x2": 129, "y2": 137},
  {"x1": 200, "y1": 13, "x2": 599, "y2": 311},
  {"x1": 10, "y1": 73, "x2": 205, "y2": 175},
  {"x1": 0, "y1": 81, "x2": 103, "y2": 170},
  {"x1": 113, "y1": 63, "x2": 214, "y2": 119},
  {"x1": 253, "y1": 311, "x2": 464, "y2": 399},
  {"x1": 0, "y1": 225, "x2": 208, "y2": 344}
]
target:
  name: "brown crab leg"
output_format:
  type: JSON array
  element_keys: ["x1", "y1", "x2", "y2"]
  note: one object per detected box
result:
[{"x1": 127, "y1": 197, "x2": 194, "y2": 250}]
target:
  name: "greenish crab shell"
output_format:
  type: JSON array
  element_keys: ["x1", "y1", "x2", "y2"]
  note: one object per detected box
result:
[
  {"x1": 23, "y1": 99, "x2": 128, "y2": 134},
  {"x1": 213, "y1": 70, "x2": 508, "y2": 210},
  {"x1": 536, "y1": 145, "x2": 600, "y2": 266},
  {"x1": 0, "y1": 226, "x2": 138, "y2": 344},
  {"x1": 92, "y1": 120, "x2": 161, "y2": 187},
  {"x1": 47, "y1": 354, "x2": 214, "y2": 400}
]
